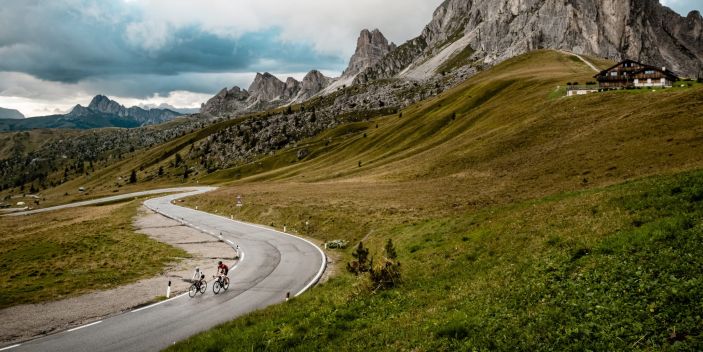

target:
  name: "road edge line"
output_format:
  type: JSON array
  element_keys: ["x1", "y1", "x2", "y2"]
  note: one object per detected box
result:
[
  {"x1": 66, "y1": 320, "x2": 102, "y2": 332},
  {"x1": 131, "y1": 292, "x2": 189, "y2": 313}
]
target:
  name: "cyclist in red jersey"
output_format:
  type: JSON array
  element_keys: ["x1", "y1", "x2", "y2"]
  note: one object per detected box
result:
[{"x1": 217, "y1": 261, "x2": 229, "y2": 277}]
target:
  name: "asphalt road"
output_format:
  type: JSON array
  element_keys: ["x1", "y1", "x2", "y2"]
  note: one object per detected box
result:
[
  {"x1": 3, "y1": 187, "x2": 213, "y2": 216},
  {"x1": 2, "y1": 187, "x2": 326, "y2": 352}
]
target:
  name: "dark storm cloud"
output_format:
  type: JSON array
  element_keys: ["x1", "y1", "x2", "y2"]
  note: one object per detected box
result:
[{"x1": 0, "y1": 1, "x2": 343, "y2": 84}]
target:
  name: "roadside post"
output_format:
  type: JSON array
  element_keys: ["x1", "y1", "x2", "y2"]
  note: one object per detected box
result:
[{"x1": 166, "y1": 280, "x2": 171, "y2": 298}]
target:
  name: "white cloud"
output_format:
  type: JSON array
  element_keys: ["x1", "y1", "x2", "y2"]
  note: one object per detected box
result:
[{"x1": 123, "y1": 0, "x2": 443, "y2": 57}]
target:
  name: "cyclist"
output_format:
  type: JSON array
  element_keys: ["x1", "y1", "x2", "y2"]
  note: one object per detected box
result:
[
  {"x1": 192, "y1": 267, "x2": 206, "y2": 290},
  {"x1": 217, "y1": 261, "x2": 229, "y2": 277}
]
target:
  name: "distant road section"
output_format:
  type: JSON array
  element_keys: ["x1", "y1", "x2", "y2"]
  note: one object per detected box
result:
[
  {"x1": 3, "y1": 187, "x2": 326, "y2": 352},
  {"x1": 4, "y1": 187, "x2": 214, "y2": 216}
]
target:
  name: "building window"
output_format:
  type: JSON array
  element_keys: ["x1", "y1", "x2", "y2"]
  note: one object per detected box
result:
[
  {"x1": 610, "y1": 72, "x2": 618, "y2": 77},
  {"x1": 645, "y1": 70, "x2": 655, "y2": 75}
]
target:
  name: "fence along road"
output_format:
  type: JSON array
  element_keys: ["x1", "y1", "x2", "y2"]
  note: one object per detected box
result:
[{"x1": 4, "y1": 187, "x2": 326, "y2": 352}]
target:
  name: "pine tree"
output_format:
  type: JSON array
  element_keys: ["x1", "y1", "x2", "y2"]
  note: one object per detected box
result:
[
  {"x1": 384, "y1": 239, "x2": 398, "y2": 260},
  {"x1": 347, "y1": 242, "x2": 371, "y2": 274},
  {"x1": 129, "y1": 170, "x2": 137, "y2": 184}
]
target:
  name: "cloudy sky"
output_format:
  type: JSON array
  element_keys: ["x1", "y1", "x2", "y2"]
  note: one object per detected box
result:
[
  {"x1": 0, "y1": 0, "x2": 700, "y2": 117},
  {"x1": 0, "y1": 0, "x2": 443, "y2": 117}
]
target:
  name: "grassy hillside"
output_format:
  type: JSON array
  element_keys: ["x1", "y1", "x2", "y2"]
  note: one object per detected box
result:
[
  {"x1": 173, "y1": 170, "x2": 703, "y2": 351},
  {"x1": 167, "y1": 50, "x2": 703, "y2": 350}
]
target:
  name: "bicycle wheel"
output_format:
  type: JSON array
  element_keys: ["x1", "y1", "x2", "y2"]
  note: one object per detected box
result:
[
  {"x1": 199, "y1": 280, "x2": 207, "y2": 294},
  {"x1": 213, "y1": 280, "x2": 221, "y2": 294},
  {"x1": 223, "y1": 277, "x2": 230, "y2": 291},
  {"x1": 189, "y1": 284, "x2": 198, "y2": 298}
]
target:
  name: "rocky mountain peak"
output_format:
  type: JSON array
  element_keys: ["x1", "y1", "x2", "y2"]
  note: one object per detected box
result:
[
  {"x1": 285, "y1": 77, "x2": 299, "y2": 87},
  {"x1": 88, "y1": 95, "x2": 125, "y2": 114},
  {"x1": 293, "y1": 70, "x2": 332, "y2": 103},
  {"x1": 342, "y1": 28, "x2": 396, "y2": 78},
  {"x1": 68, "y1": 104, "x2": 94, "y2": 117},
  {"x1": 248, "y1": 72, "x2": 288, "y2": 102}
]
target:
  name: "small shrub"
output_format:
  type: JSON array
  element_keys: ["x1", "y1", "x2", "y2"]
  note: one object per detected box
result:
[
  {"x1": 369, "y1": 239, "x2": 401, "y2": 290},
  {"x1": 347, "y1": 242, "x2": 371, "y2": 274},
  {"x1": 384, "y1": 239, "x2": 397, "y2": 260},
  {"x1": 369, "y1": 257, "x2": 401, "y2": 290},
  {"x1": 129, "y1": 170, "x2": 137, "y2": 184}
]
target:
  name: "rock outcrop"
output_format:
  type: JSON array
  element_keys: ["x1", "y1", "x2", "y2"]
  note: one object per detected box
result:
[
  {"x1": 0, "y1": 107, "x2": 25, "y2": 120},
  {"x1": 201, "y1": 87, "x2": 251, "y2": 116},
  {"x1": 363, "y1": 0, "x2": 703, "y2": 80},
  {"x1": 248, "y1": 73, "x2": 288, "y2": 102},
  {"x1": 202, "y1": 69, "x2": 334, "y2": 116},
  {"x1": 295, "y1": 70, "x2": 332, "y2": 102},
  {"x1": 342, "y1": 29, "x2": 397, "y2": 78}
]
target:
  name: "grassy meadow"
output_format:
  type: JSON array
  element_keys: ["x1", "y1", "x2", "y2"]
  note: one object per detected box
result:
[{"x1": 0, "y1": 200, "x2": 188, "y2": 308}]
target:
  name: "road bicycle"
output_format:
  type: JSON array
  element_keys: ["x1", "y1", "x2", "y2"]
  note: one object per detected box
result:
[
  {"x1": 212, "y1": 275, "x2": 230, "y2": 294},
  {"x1": 188, "y1": 278, "x2": 207, "y2": 298}
]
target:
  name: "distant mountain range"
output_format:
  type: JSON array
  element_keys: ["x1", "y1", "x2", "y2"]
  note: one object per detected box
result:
[
  {"x1": 0, "y1": 107, "x2": 25, "y2": 120},
  {"x1": 0, "y1": 95, "x2": 183, "y2": 131}
]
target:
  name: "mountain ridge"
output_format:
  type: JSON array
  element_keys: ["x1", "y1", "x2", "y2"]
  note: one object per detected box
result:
[{"x1": 0, "y1": 95, "x2": 183, "y2": 131}]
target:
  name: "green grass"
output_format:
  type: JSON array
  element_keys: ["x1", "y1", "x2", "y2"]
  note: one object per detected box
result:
[
  {"x1": 170, "y1": 169, "x2": 703, "y2": 351},
  {"x1": 0, "y1": 201, "x2": 189, "y2": 308}
]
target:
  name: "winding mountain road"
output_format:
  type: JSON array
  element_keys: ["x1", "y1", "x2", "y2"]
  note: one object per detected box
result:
[{"x1": 2, "y1": 187, "x2": 326, "y2": 352}]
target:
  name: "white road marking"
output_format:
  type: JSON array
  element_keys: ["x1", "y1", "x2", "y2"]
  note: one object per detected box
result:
[
  {"x1": 67, "y1": 320, "x2": 102, "y2": 332},
  {"x1": 0, "y1": 344, "x2": 21, "y2": 351},
  {"x1": 226, "y1": 239, "x2": 234, "y2": 245},
  {"x1": 131, "y1": 293, "x2": 188, "y2": 313}
]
